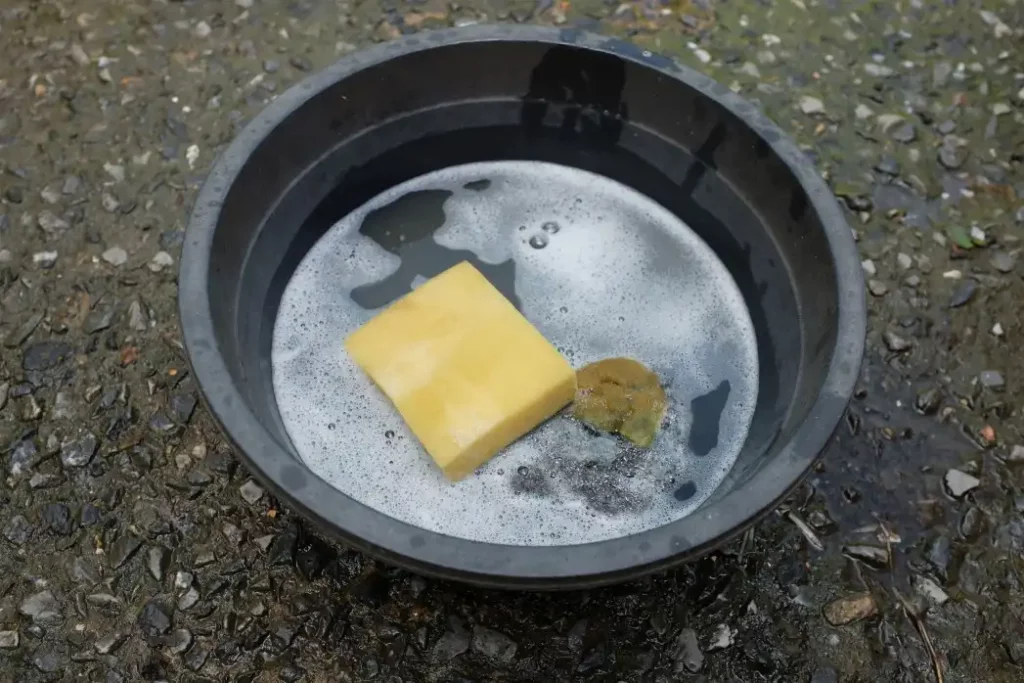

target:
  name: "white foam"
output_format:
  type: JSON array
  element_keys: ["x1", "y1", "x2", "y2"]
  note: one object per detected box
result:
[{"x1": 271, "y1": 161, "x2": 758, "y2": 546}]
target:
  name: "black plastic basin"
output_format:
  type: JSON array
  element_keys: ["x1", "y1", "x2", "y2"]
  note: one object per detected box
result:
[{"x1": 179, "y1": 25, "x2": 865, "y2": 589}]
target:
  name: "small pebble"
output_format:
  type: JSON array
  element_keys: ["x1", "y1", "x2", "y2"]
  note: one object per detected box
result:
[
  {"x1": 897, "y1": 253, "x2": 913, "y2": 270},
  {"x1": 883, "y1": 331, "x2": 911, "y2": 352},
  {"x1": 149, "y1": 251, "x2": 174, "y2": 272},
  {"x1": 992, "y1": 322, "x2": 1004, "y2": 336},
  {"x1": 239, "y1": 480, "x2": 265, "y2": 505},
  {"x1": 101, "y1": 246, "x2": 128, "y2": 266},
  {"x1": 861, "y1": 259, "x2": 876, "y2": 276},
  {"x1": 867, "y1": 279, "x2": 888, "y2": 296},
  {"x1": 799, "y1": 96, "x2": 825, "y2": 115},
  {"x1": 33, "y1": 251, "x2": 58, "y2": 268},
  {"x1": 979, "y1": 370, "x2": 1004, "y2": 389},
  {"x1": 949, "y1": 280, "x2": 977, "y2": 308},
  {"x1": 990, "y1": 251, "x2": 1017, "y2": 273},
  {"x1": 944, "y1": 469, "x2": 981, "y2": 498}
]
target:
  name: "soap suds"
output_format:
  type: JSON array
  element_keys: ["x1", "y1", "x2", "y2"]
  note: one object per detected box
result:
[{"x1": 271, "y1": 160, "x2": 759, "y2": 546}]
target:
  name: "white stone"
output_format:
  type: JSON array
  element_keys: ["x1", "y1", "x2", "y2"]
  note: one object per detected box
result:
[
  {"x1": 861, "y1": 259, "x2": 876, "y2": 276},
  {"x1": 855, "y1": 104, "x2": 874, "y2": 119},
  {"x1": 799, "y1": 96, "x2": 825, "y2": 115},
  {"x1": 148, "y1": 251, "x2": 174, "y2": 272},
  {"x1": 913, "y1": 575, "x2": 949, "y2": 605},
  {"x1": 944, "y1": 469, "x2": 980, "y2": 498},
  {"x1": 103, "y1": 162, "x2": 124, "y2": 183},
  {"x1": 101, "y1": 246, "x2": 128, "y2": 267}
]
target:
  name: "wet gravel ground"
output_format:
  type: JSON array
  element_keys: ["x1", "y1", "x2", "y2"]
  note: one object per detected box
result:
[{"x1": 2, "y1": 0, "x2": 1024, "y2": 681}]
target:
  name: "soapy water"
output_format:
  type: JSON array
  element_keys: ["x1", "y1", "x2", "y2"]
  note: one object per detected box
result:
[{"x1": 271, "y1": 160, "x2": 759, "y2": 546}]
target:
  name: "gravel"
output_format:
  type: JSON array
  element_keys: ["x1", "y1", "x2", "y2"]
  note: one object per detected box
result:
[{"x1": 0, "y1": 1, "x2": 1020, "y2": 681}]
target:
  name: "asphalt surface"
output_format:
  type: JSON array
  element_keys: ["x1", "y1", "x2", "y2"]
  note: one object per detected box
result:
[{"x1": 2, "y1": 0, "x2": 1024, "y2": 681}]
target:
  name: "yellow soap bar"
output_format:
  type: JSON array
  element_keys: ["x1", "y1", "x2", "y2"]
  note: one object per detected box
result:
[{"x1": 345, "y1": 261, "x2": 577, "y2": 480}]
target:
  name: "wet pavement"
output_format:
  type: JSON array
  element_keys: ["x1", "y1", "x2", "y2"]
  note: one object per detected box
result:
[{"x1": 1, "y1": 0, "x2": 1023, "y2": 681}]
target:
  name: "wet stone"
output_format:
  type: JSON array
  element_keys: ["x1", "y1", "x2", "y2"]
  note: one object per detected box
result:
[
  {"x1": 186, "y1": 469, "x2": 212, "y2": 486},
  {"x1": 167, "y1": 628, "x2": 193, "y2": 654},
  {"x1": 20, "y1": 590, "x2": 62, "y2": 623},
  {"x1": 69, "y1": 556, "x2": 101, "y2": 585},
  {"x1": 979, "y1": 370, "x2": 1005, "y2": 389},
  {"x1": 799, "y1": 96, "x2": 825, "y2": 115},
  {"x1": 194, "y1": 549, "x2": 217, "y2": 567},
  {"x1": 822, "y1": 592, "x2": 877, "y2": 625},
  {"x1": 94, "y1": 632, "x2": 126, "y2": 655},
  {"x1": 945, "y1": 469, "x2": 981, "y2": 498},
  {"x1": 868, "y1": 279, "x2": 888, "y2": 297},
  {"x1": 991, "y1": 251, "x2": 1017, "y2": 273},
  {"x1": 891, "y1": 122, "x2": 916, "y2": 143},
  {"x1": 9, "y1": 439, "x2": 36, "y2": 476},
  {"x1": 184, "y1": 642, "x2": 209, "y2": 670},
  {"x1": 938, "y1": 141, "x2": 968, "y2": 169},
  {"x1": 949, "y1": 280, "x2": 977, "y2": 308},
  {"x1": 101, "y1": 247, "x2": 127, "y2": 267},
  {"x1": 472, "y1": 626, "x2": 518, "y2": 663},
  {"x1": 23, "y1": 341, "x2": 74, "y2": 370},
  {"x1": 61, "y1": 431, "x2": 98, "y2": 468},
  {"x1": 0, "y1": 630, "x2": 18, "y2": 649},
  {"x1": 22, "y1": 395, "x2": 43, "y2": 421},
  {"x1": 34, "y1": 651, "x2": 62, "y2": 673},
  {"x1": 810, "y1": 668, "x2": 839, "y2": 683},
  {"x1": 4, "y1": 515, "x2": 33, "y2": 545},
  {"x1": 926, "y1": 535, "x2": 952, "y2": 580},
  {"x1": 874, "y1": 156, "x2": 900, "y2": 176},
  {"x1": 239, "y1": 480, "x2": 264, "y2": 504},
  {"x1": 159, "y1": 230, "x2": 185, "y2": 249},
  {"x1": 960, "y1": 507, "x2": 985, "y2": 540},
  {"x1": 912, "y1": 574, "x2": 949, "y2": 605},
  {"x1": 80, "y1": 503, "x2": 101, "y2": 527},
  {"x1": 222, "y1": 522, "x2": 244, "y2": 546},
  {"x1": 148, "y1": 412, "x2": 176, "y2": 433},
  {"x1": 41, "y1": 502, "x2": 74, "y2": 535},
  {"x1": 108, "y1": 533, "x2": 142, "y2": 568},
  {"x1": 29, "y1": 472, "x2": 59, "y2": 489},
  {"x1": 177, "y1": 586, "x2": 200, "y2": 611},
  {"x1": 37, "y1": 210, "x2": 70, "y2": 234},
  {"x1": 669, "y1": 628, "x2": 703, "y2": 673},
  {"x1": 842, "y1": 544, "x2": 889, "y2": 569},
  {"x1": 883, "y1": 331, "x2": 911, "y2": 352},
  {"x1": 128, "y1": 300, "x2": 148, "y2": 331},
  {"x1": 169, "y1": 391, "x2": 197, "y2": 423},
  {"x1": 138, "y1": 600, "x2": 172, "y2": 637},
  {"x1": 432, "y1": 618, "x2": 470, "y2": 661},
  {"x1": 268, "y1": 523, "x2": 299, "y2": 565}
]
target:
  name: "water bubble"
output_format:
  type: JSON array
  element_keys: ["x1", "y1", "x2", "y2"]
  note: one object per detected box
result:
[
  {"x1": 384, "y1": 429, "x2": 395, "y2": 439},
  {"x1": 529, "y1": 234, "x2": 549, "y2": 249},
  {"x1": 559, "y1": 306, "x2": 569, "y2": 313},
  {"x1": 517, "y1": 466, "x2": 529, "y2": 476},
  {"x1": 327, "y1": 422, "x2": 336, "y2": 430},
  {"x1": 542, "y1": 221, "x2": 560, "y2": 234},
  {"x1": 518, "y1": 225, "x2": 526, "y2": 231},
  {"x1": 497, "y1": 469, "x2": 505, "y2": 476}
]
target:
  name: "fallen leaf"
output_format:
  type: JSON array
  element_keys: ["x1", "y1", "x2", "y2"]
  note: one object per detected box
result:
[
  {"x1": 823, "y1": 592, "x2": 877, "y2": 626},
  {"x1": 120, "y1": 346, "x2": 140, "y2": 365}
]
